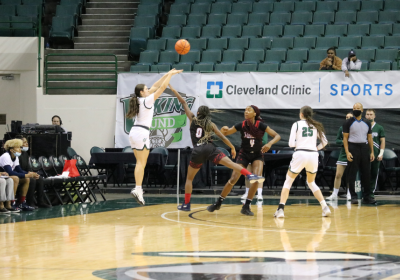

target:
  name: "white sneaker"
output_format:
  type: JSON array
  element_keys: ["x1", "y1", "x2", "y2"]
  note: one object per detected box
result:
[
  {"x1": 256, "y1": 201, "x2": 263, "y2": 207},
  {"x1": 326, "y1": 194, "x2": 338, "y2": 200},
  {"x1": 241, "y1": 194, "x2": 248, "y2": 200},
  {"x1": 274, "y1": 208, "x2": 284, "y2": 218},
  {"x1": 346, "y1": 193, "x2": 351, "y2": 201},
  {"x1": 130, "y1": 188, "x2": 145, "y2": 205},
  {"x1": 257, "y1": 194, "x2": 263, "y2": 201},
  {"x1": 322, "y1": 206, "x2": 331, "y2": 217}
]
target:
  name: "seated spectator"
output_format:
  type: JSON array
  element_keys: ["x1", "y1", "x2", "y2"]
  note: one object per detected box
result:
[
  {"x1": 319, "y1": 47, "x2": 342, "y2": 71},
  {"x1": 0, "y1": 139, "x2": 36, "y2": 211},
  {"x1": 52, "y1": 115, "x2": 67, "y2": 132},
  {"x1": 342, "y1": 50, "x2": 362, "y2": 78},
  {"x1": 15, "y1": 135, "x2": 51, "y2": 208},
  {"x1": 0, "y1": 174, "x2": 15, "y2": 214}
]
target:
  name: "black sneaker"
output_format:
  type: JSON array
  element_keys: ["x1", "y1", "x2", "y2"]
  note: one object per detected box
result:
[
  {"x1": 0, "y1": 208, "x2": 10, "y2": 214},
  {"x1": 177, "y1": 202, "x2": 191, "y2": 211},
  {"x1": 362, "y1": 198, "x2": 377, "y2": 205},
  {"x1": 6, "y1": 206, "x2": 20, "y2": 213},
  {"x1": 207, "y1": 203, "x2": 221, "y2": 212},
  {"x1": 18, "y1": 201, "x2": 35, "y2": 211},
  {"x1": 241, "y1": 205, "x2": 254, "y2": 216},
  {"x1": 351, "y1": 198, "x2": 359, "y2": 204}
]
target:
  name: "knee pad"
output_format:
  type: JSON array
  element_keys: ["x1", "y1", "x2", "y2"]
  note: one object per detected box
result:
[
  {"x1": 283, "y1": 174, "x2": 295, "y2": 190},
  {"x1": 308, "y1": 181, "x2": 320, "y2": 193}
]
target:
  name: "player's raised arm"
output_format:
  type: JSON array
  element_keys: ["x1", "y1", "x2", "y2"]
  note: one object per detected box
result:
[
  {"x1": 213, "y1": 123, "x2": 236, "y2": 159},
  {"x1": 152, "y1": 69, "x2": 183, "y2": 100},
  {"x1": 168, "y1": 84, "x2": 195, "y2": 122}
]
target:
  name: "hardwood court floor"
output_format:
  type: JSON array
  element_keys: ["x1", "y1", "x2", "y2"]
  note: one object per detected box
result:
[{"x1": 1, "y1": 195, "x2": 400, "y2": 280}]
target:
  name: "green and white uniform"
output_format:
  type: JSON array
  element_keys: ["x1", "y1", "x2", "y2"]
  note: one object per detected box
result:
[
  {"x1": 370, "y1": 123, "x2": 385, "y2": 196},
  {"x1": 336, "y1": 126, "x2": 348, "y2": 165}
]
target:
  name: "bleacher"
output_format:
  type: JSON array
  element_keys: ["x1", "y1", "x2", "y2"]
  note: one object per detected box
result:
[{"x1": 129, "y1": 0, "x2": 400, "y2": 72}]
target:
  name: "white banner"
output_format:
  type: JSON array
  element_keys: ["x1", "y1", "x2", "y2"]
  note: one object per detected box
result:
[
  {"x1": 115, "y1": 73, "x2": 200, "y2": 149},
  {"x1": 200, "y1": 71, "x2": 400, "y2": 109}
]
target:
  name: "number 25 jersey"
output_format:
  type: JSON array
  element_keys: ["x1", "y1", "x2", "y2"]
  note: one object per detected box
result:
[
  {"x1": 289, "y1": 120, "x2": 327, "y2": 151},
  {"x1": 234, "y1": 120, "x2": 268, "y2": 153}
]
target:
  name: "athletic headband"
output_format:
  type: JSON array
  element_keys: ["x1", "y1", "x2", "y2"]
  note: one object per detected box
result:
[{"x1": 250, "y1": 105, "x2": 262, "y2": 120}]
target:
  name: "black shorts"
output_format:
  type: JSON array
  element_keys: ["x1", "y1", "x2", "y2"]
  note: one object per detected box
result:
[
  {"x1": 236, "y1": 149, "x2": 264, "y2": 167},
  {"x1": 189, "y1": 143, "x2": 226, "y2": 169}
]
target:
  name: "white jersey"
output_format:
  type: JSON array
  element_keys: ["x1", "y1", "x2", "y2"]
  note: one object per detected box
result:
[
  {"x1": 133, "y1": 94, "x2": 155, "y2": 128},
  {"x1": 289, "y1": 120, "x2": 328, "y2": 151}
]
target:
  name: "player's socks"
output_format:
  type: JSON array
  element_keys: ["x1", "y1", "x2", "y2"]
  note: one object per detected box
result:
[
  {"x1": 135, "y1": 185, "x2": 142, "y2": 191},
  {"x1": 185, "y1": 193, "x2": 191, "y2": 204},
  {"x1": 333, "y1": 188, "x2": 339, "y2": 196},
  {"x1": 257, "y1": 188, "x2": 262, "y2": 196},
  {"x1": 278, "y1": 203, "x2": 285, "y2": 210},
  {"x1": 217, "y1": 196, "x2": 225, "y2": 205},
  {"x1": 320, "y1": 200, "x2": 327, "y2": 209},
  {"x1": 240, "y1": 168, "x2": 252, "y2": 176},
  {"x1": 245, "y1": 199, "x2": 252, "y2": 206}
]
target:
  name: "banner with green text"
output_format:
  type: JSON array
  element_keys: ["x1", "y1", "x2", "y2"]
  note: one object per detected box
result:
[{"x1": 115, "y1": 73, "x2": 200, "y2": 149}]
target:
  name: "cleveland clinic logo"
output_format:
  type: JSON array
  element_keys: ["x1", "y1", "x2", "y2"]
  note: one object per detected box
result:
[{"x1": 206, "y1": 81, "x2": 223, "y2": 98}]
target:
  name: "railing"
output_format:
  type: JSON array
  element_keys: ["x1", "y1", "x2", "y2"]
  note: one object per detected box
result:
[
  {"x1": 44, "y1": 54, "x2": 118, "y2": 93},
  {"x1": 397, "y1": 50, "x2": 400, "y2": 70}
]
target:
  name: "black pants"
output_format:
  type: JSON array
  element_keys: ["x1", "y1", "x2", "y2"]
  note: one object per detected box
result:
[
  {"x1": 347, "y1": 142, "x2": 371, "y2": 199},
  {"x1": 26, "y1": 177, "x2": 46, "y2": 205}
]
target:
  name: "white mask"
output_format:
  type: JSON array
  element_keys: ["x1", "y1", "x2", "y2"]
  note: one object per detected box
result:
[{"x1": 22, "y1": 147, "x2": 29, "y2": 152}]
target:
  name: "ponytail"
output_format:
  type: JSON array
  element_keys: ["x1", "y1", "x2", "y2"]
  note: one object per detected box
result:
[
  {"x1": 126, "y1": 84, "x2": 145, "y2": 118},
  {"x1": 300, "y1": 106, "x2": 325, "y2": 141}
]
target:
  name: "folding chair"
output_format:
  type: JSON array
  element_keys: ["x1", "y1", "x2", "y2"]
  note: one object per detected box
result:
[
  {"x1": 321, "y1": 149, "x2": 340, "y2": 190},
  {"x1": 27, "y1": 156, "x2": 52, "y2": 206},
  {"x1": 381, "y1": 149, "x2": 400, "y2": 191}
]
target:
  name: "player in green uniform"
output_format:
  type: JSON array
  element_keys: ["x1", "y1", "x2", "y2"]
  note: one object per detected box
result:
[
  {"x1": 326, "y1": 112, "x2": 353, "y2": 200},
  {"x1": 365, "y1": 109, "x2": 385, "y2": 198}
]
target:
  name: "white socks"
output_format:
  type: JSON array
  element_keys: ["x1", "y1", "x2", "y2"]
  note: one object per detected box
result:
[
  {"x1": 244, "y1": 188, "x2": 249, "y2": 196},
  {"x1": 257, "y1": 188, "x2": 262, "y2": 196},
  {"x1": 347, "y1": 188, "x2": 350, "y2": 196},
  {"x1": 135, "y1": 185, "x2": 142, "y2": 191},
  {"x1": 333, "y1": 188, "x2": 339, "y2": 196},
  {"x1": 320, "y1": 200, "x2": 327, "y2": 209}
]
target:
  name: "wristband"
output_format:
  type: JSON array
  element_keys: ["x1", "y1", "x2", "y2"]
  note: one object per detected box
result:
[{"x1": 378, "y1": 149, "x2": 384, "y2": 158}]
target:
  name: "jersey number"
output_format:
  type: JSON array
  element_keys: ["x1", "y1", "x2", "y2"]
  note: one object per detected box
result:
[
  {"x1": 196, "y1": 127, "x2": 203, "y2": 138},
  {"x1": 302, "y1": 127, "x2": 313, "y2": 137},
  {"x1": 250, "y1": 139, "x2": 255, "y2": 147}
]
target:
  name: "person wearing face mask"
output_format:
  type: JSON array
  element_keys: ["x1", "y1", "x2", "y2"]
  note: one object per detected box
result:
[
  {"x1": 319, "y1": 47, "x2": 342, "y2": 71},
  {"x1": 0, "y1": 139, "x2": 36, "y2": 211},
  {"x1": 342, "y1": 103, "x2": 376, "y2": 205},
  {"x1": 342, "y1": 50, "x2": 362, "y2": 78},
  {"x1": 365, "y1": 109, "x2": 385, "y2": 199},
  {"x1": 15, "y1": 136, "x2": 51, "y2": 208}
]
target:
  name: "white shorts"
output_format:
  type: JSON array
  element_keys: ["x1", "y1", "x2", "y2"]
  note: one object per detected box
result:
[
  {"x1": 289, "y1": 151, "x2": 319, "y2": 174},
  {"x1": 129, "y1": 127, "x2": 150, "y2": 150}
]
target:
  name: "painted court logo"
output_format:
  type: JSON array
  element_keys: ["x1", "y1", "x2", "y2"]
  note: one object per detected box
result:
[{"x1": 206, "y1": 81, "x2": 223, "y2": 98}]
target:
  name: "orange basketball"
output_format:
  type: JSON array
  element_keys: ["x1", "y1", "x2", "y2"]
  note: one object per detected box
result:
[{"x1": 175, "y1": 39, "x2": 190, "y2": 55}]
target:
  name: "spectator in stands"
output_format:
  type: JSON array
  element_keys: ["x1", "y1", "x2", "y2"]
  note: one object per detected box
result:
[
  {"x1": 52, "y1": 115, "x2": 67, "y2": 132},
  {"x1": 0, "y1": 139, "x2": 36, "y2": 211},
  {"x1": 319, "y1": 47, "x2": 342, "y2": 71},
  {"x1": 15, "y1": 136, "x2": 51, "y2": 208},
  {"x1": 0, "y1": 174, "x2": 15, "y2": 214},
  {"x1": 342, "y1": 50, "x2": 362, "y2": 78}
]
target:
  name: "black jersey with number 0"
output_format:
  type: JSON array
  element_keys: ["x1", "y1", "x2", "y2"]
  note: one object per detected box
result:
[
  {"x1": 234, "y1": 120, "x2": 268, "y2": 153},
  {"x1": 190, "y1": 120, "x2": 207, "y2": 146}
]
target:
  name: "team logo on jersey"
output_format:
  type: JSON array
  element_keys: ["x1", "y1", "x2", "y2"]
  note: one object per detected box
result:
[{"x1": 206, "y1": 81, "x2": 223, "y2": 99}]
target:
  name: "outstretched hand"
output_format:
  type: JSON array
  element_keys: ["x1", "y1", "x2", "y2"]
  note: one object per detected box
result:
[
  {"x1": 169, "y1": 69, "x2": 183, "y2": 75},
  {"x1": 221, "y1": 126, "x2": 229, "y2": 135}
]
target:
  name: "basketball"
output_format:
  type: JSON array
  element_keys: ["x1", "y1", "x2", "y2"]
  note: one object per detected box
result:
[{"x1": 175, "y1": 39, "x2": 190, "y2": 55}]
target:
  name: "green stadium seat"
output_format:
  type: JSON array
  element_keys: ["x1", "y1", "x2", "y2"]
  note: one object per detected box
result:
[
  {"x1": 137, "y1": 51, "x2": 159, "y2": 66},
  {"x1": 242, "y1": 25, "x2": 262, "y2": 38},
  {"x1": 252, "y1": 2, "x2": 273, "y2": 14},
  {"x1": 2, "y1": 0, "x2": 21, "y2": 4},
  {"x1": 336, "y1": 48, "x2": 351, "y2": 60},
  {"x1": 338, "y1": 1, "x2": 361, "y2": 12},
  {"x1": 167, "y1": 14, "x2": 187, "y2": 27},
  {"x1": 221, "y1": 49, "x2": 243, "y2": 65},
  {"x1": 236, "y1": 63, "x2": 257, "y2": 72},
  {"x1": 361, "y1": 35, "x2": 384, "y2": 49},
  {"x1": 172, "y1": 63, "x2": 193, "y2": 71},
  {"x1": 179, "y1": 50, "x2": 201, "y2": 65},
  {"x1": 347, "y1": 23, "x2": 370, "y2": 37},
  {"x1": 130, "y1": 64, "x2": 150, "y2": 72},
  {"x1": 188, "y1": 38, "x2": 207, "y2": 51},
  {"x1": 181, "y1": 26, "x2": 201, "y2": 39},
  {"x1": 151, "y1": 65, "x2": 172, "y2": 72},
  {"x1": 338, "y1": 36, "x2": 362, "y2": 49},
  {"x1": 249, "y1": 37, "x2": 271, "y2": 50},
  {"x1": 134, "y1": 16, "x2": 157, "y2": 38},
  {"x1": 315, "y1": 37, "x2": 339, "y2": 49},
  {"x1": 379, "y1": 11, "x2": 399, "y2": 24},
  {"x1": 202, "y1": 25, "x2": 222, "y2": 38},
  {"x1": 17, "y1": 5, "x2": 39, "y2": 19},
  {"x1": 375, "y1": 49, "x2": 398, "y2": 62},
  {"x1": 208, "y1": 13, "x2": 227, "y2": 26},
  {"x1": 259, "y1": 0, "x2": 276, "y2": 3},
  {"x1": 227, "y1": 13, "x2": 248, "y2": 26},
  {"x1": 175, "y1": 0, "x2": 195, "y2": 4},
  {"x1": 161, "y1": 26, "x2": 181, "y2": 39},
  {"x1": 190, "y1": 3, "x2": 211, "y2": 15},
  {"x1": 286, "y1": 49, "x2": 308, "y2": 63},
  {"x1": 273, "y1": 2, "x2": 294, "y2": 13},
  {"x1": 308, "y1": 49, "x2": 327, "y2": 63},
  {"x1": 392, "y1": 24, "x2": 400, "y2": 35},
  {"x1": 140, "y1": 0, "x2": 162, "y2": 5},
  {"x1": 384, "y1": 35, "x2": 400, "y2": 49},
  {"x1": 263, "y1": 25, "x2": 283, "y2": 38},
  {"x1": 335, "y1": 11, "x2": 357, "y2": 25},
  {"x1": 284, "y1": 25, "x2": 304, "y2": 38},
  {"x1": 23, "y1": 0, "x2": 44, "y2": 5},
  {"x1": 280, "y1": 62, "x2": 301, "y2": 71},
  {"x1": 313, "y1": 11, "x2": 335, "y2": 25},
  {"x1": 200, "y1": 49, "x2": 222, "y2": 64},
  {"x1": 49, "y1": 16, "x2": 75, "y2": 44},
  {"x1": 325, "y1": 24, "x2": 347, "y2": 37},
  {"x1": 158, "y1": 50, "x2": 180, "y2": 66},
  {"x1": 221, "y1": 25, "x2": 241, "y2": 38},
  {"x1": 293, "y1": 37, "x2": 316, "y2": 50},
  {"x1": 248, "y1": 13, "x2": 269, "y2": 26},
  {"x1": 304, "y1": 24, "x2": 325, "y2": 38},
  {"x1": 258, "y1": 63, "x2": 279, "y2": 72},
  {"x1": 265, "y1": 49, "x2": 286, "y2": 63},
  {"x1": 137, "y1": 4, "x2": 159, "y2": 16},
  {"x1": 170, "y1": 3, "x2": 191, "y2": 15},
  {"x1": 270, "y1": 12, "x2": 291, "y2": 25},
  {"x1": 356, "y1": 49, "x2": 376, "y2": 62},
  {"x1": 369, "y1": 61, "x2": 391, "y2": 70},
  {"x1": 229, "y1": 37, "x2": 249, "y2": 50},
  {"x1": 55, "y1": 5, "x2": 80, "y2": 26},
  {"x1": 271, "y1": 37, "x2": 293, "y2": 50},
  {"x1": 360, "y1": 62, "x2": 368, "y2": 70},
  {"x1": 187, "y1": 14, "x2": 208, "y2": 27},
  {"x1": 215, "y1": 63, "x2": 236, "y2": 72},
  {"x1": 361, "y1": 0, "x2": 383, "y2": 12},
  {"x1": 384, "y1": 0, "x2": 400, "y2": 11},
  {"x1": 165, "y1": 39, "x2": 179, "y2": 50},
  {"x1": 196, "y1": 0, "x2": 214, "y2": 3},
  {"x1": 243, "y1": 49, "x2": 265, "y2": 64},
  {"x1": 316, "y1": 1, "x2": 338, "y2": 12},
  {"x1": 294, "y1": 2, "x2": 316, "y2": 13},
  {"x1": 0, "y1": 16, "x2": 12, "y2": 36},
  {"x1": 302, "y1": 0, "x2": 319, "y2": 2},
  {"x1": 232, "y1": 2, "x2": 253, "y2": 13},
  {"x1": 290, "y1": 12, "x2": 313, "y2": 25},
  {"x1": 146, "y1": 39, "x2": 166, "y2": 51},
  {"x1": 370, "y1": 23, "x2": 393, "y2": 36},
  {"x1": 193, "y1": 63, "x2": 214, "y2": 71},
  {"x1": 357, "y1": 11, "x2": 378, "y2": 24},
  {"x1": 302, "y1": 62, "x2": 320, "y2": 71},
  {"x1": 211, "y1": 2, "x2": 232, "y2": 14},
  {"x1": 208, "y1": 38, "x2": 228, "y2": 50},
  {"x1": 0, "y1": 5, "x2": 16, "y2": 16}
]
